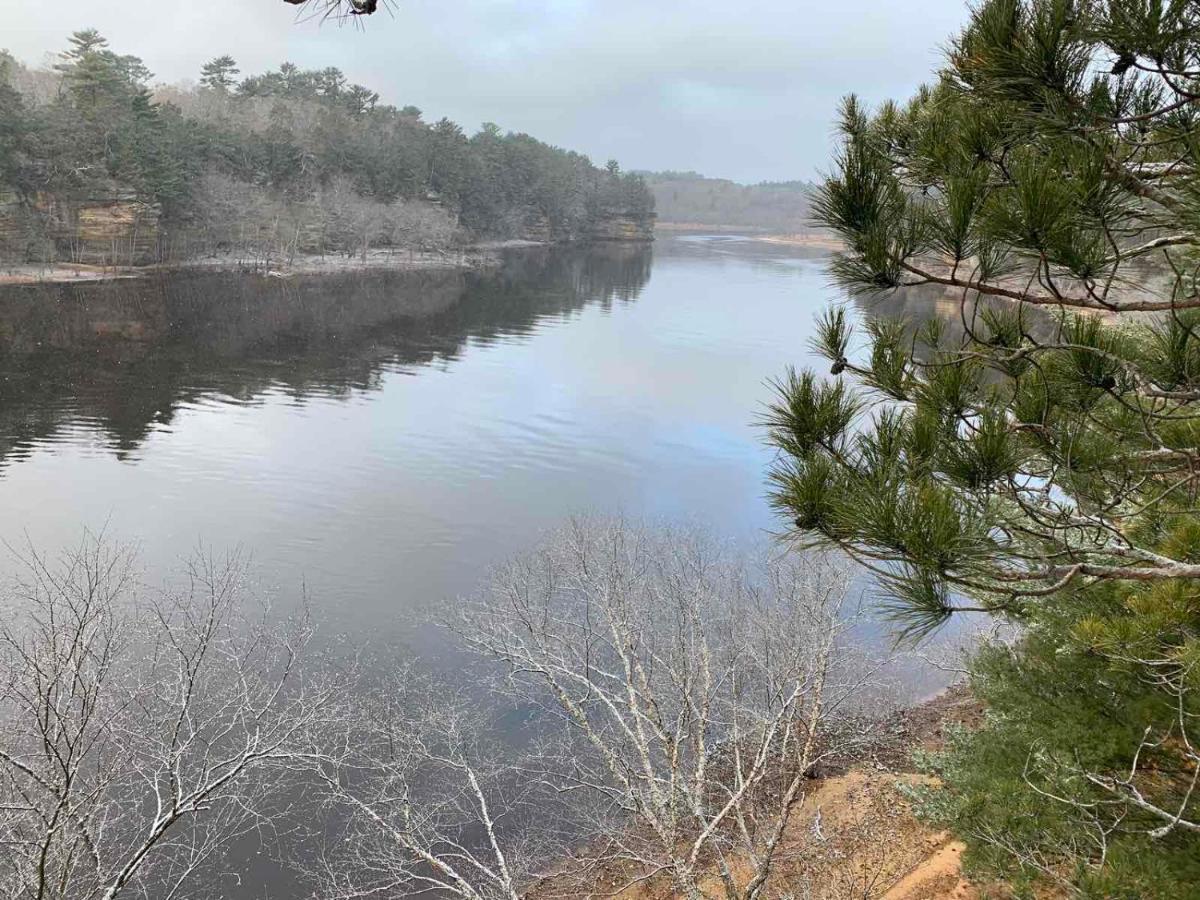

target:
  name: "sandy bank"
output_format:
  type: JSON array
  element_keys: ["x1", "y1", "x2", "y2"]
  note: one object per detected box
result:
[
  {"x1": 756, "y1": 232, "x2": 845, "y2": 250},
  {"x1": 655, "y1": 221, "x2": 775, "y2": 234},
  {"x1": 0, "y1": 245, "x2": 527, "y2": 286},
  {"x1": 653, "y1": 223, "x2": 845, "y2": 250}
]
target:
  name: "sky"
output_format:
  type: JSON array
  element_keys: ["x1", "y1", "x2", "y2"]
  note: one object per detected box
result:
[{"x1": 1, "y1": 0, "x2": 971, "y2": 184}]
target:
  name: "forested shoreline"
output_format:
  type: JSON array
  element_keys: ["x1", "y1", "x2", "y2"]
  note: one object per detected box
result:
[
  {"x1": 641, "y1": 170, "x2": 816, "y2": 233},
  {"x1": 8, "y1": 1, "x2": 1200, "y2": 898},
  {"x1": 0, "y1": 31, "x2": 654, "y2": 270}
]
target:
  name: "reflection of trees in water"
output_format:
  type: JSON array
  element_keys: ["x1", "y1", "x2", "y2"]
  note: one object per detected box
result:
[{"x1": 0, "y1": 244, "x2": 653, "y2": 467}]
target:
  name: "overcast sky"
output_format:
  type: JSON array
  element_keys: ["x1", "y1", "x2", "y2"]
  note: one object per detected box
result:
[{"x1": 2, "y1": 0, "x2": 970, "y2": 184}]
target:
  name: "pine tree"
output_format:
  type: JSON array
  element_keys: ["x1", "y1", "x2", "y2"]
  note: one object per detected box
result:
[
  {"x1": 912, "y1": 577, "x2": 1200, "y2": 896},
  {"x1": 199, "y1": 55, "x2": 239, "y2": 92},
  {"x1": 55, "y1": 30, "x2": 124, "y2": 115},
  {"x1": 57, "y1": 28, "x2": 108, "y2": 63},
  {"x1": 767, "y1": 0, "x2": 1200, "y2": 890},
  {"x1": 770, "y1": 0, "x2": 1200, "y2": 635},
  {"x1": 0, "y1": 53, "x2": 31, "y2": 194}
]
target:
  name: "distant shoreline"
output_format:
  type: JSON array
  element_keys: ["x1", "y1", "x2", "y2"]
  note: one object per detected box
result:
[
  {"x1": 654, "y1": 221, "x2": 776, "y2": 234},
  {"x1": 0, "y1": 230, "x2": 841, "y2": 287},
  {"x1": 655, "y1": 222, "x2": 844, "y2": 250},
  {"x1": 0, "y1": 244, "x2": 538, "y2": 287},
  {"x1": 755, "y1": 232, "x2": 844, "y2": 250}
]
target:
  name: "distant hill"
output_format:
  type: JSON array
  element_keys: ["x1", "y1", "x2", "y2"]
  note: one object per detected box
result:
[{"x1": 639, "y1": 171, "x2": 817, "y2": 233}]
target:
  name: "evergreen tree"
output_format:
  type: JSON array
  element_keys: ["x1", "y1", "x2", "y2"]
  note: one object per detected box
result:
[
  {"x1": 343, "y1": 83, "x2": 377, "y2": 115},
  {"x1": 913, "y1": 577, "x2": 1200, "y2": 896},
  {"x1": 55, "y1": 30, "x2": 124, "y2": 114},
  {"x1": 0, "y1": 39, "x2": 654, "y2": 258},
  {"x1": 770, "y1": 0, "x2": 1200, "y2": 631},
  {"x1": 199, "y1": 55, "x2": 239, "y2": 91},
  {"x1": 0, "y1": 53, "x2": 31, "y2": 195},
  {"x1": 767, "y1": 0, "x2": 1200, "y2": 890},
  {"x1": 57, "y1": 28, "x2": 107, "y2": 63}
]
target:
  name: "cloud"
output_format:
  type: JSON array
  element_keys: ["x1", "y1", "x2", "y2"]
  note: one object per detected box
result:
[{"x1": 1, "y1": 0, "x2": 969, "y2": 182}]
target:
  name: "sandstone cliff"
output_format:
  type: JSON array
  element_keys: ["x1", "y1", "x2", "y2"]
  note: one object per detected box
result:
[
  {"x1": 586, "y1": 208, "x2": 656, "y2": 242},
  {"x1": 0, "y1": 185, "x2": 161, "y2": 267}
]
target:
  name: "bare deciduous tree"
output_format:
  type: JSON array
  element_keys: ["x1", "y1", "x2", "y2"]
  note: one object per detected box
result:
[
  {"x1": 307, "y1": 677, "x2": 562, "y2": 900},
  {"x1": 0, "y1": 536, "x2": 338, "y2": 900},
  {"x1": 0, "y1": 524, "x2": 904, "y2": 900},
  {"x1": 454, "y1": 519, "x2": 892, "y2": 900}
]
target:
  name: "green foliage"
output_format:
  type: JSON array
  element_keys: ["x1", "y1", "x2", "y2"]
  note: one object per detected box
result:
[
  {"x1": 915, "y1": 579, "x2": 1200, "y2": 896},
  {"x1": 0, "y1": 32, "x2": 655, "y2": 257},
  {"x1": 772, "y1": 0, "x2": 1200, "y2": 631},
  {"x1": 0, "y1": 53, "x2": 31, "y2": 195},
  {"x1": 199, "y1": 56, "x2": 239, "y2": 92},
  {"x1": 775, "y1": 1, "x2": 1200, "y2": 892}
]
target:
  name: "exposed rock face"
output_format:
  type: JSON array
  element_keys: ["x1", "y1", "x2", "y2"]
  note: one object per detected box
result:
[
  {"x1": 0, "y1": 184, "x2": 162, "y2": 266},
  {"x1": 587, "y1": 210, "x2": 656, "y2": 242},
  {"x1": 2, "y1": 184, "x2": 651, "y2": 266},
  {"x1": 0, "y1": 189, "x2": 47, "y2": 262},
  {"x1": 42, "y1": 189, "x2": 162, "y2": 265},
  {"x1": 517, "y1": 208, "x2": 655, "y2": 244},
  {"x1": 520, "y1": 211, "x2": 555, "y2": 243}
]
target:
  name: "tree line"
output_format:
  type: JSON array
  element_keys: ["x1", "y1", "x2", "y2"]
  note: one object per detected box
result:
[
  {"x1": 641, "y1": 170, "x2": 816, "y2": 233},
  {"x1": 0, "y1": 31, "x2": 654, "y2": 265}
]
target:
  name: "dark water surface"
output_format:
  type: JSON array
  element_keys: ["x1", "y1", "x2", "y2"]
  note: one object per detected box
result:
[{"x1": 0, "y1": 236, "x2": 845, "y2": 635}]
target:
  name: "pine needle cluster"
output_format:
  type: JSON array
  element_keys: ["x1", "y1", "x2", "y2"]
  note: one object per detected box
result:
[
  {"x1": 771, "y1": 2, "x2": 1200, "y2": 889},
  {"x1": 772, "y1": 0, "x2": 1200, "y2": 637}
]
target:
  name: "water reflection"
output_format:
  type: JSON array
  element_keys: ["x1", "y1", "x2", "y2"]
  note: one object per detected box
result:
[
  {"x1": 0, "y1": 245, "x2": 653, "y2": 467},
  {"x1": 0, "y1": 237, "x2": 997, "y2": 658},
  {"x1": 0, "y1": 237, "x2": 982, "y2": 898},
  {"x1": 2, "y1": 236, "x2": 822, "y2": 639},
  {"x1": 850, "y1": 280, "x2": 1058, "y2": 355}
]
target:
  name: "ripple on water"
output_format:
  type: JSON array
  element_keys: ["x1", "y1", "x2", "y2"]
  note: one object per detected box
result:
[{"x1": 0, "y1": 238, "x2": 837, "y2": 632}]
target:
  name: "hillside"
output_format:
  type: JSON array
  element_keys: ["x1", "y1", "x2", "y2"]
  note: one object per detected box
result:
[
  {"x1": 641, "y1": 171, "x2": 817, "y2": 233},
  {"x1": 0, "y1": 33, "x2": 655, "y2": 271}
]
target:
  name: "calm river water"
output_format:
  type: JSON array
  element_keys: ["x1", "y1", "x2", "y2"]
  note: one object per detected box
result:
[
  {"x1": 0, "y1": 235, "x2": 852, "y2": 638},
  {"x1": 0, "y1": 234, "x2": 970, "y2": 897}
]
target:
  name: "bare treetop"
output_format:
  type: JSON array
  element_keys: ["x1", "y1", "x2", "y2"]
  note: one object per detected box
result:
[
  {"x1": 283, "y1": 0, "x2": 387, "y2": 23},
  {"x1": 0, "y1": 537, "x2": 343, "y2": 900},
  {"x1": 463, "y1": 520, "x2": 896, "y2": 898}
]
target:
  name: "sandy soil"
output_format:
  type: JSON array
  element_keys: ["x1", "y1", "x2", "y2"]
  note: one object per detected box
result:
[
  {"x1": 533, "y1": 688, "x2": 994, "y2": 900},
  {"x1": 755, "y1": 232, "x2": 845, "y2": 250},
  {"x1": 555, "y1": 769, "x2": 979, "y2": 900},
  {"x1": 881, "y1": 834, "x2": 973, "y2": 900}
]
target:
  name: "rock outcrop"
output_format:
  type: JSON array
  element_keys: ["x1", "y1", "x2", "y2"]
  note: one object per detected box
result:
[
  {"x1": 587, "y1": 209, "x2": 656, "y2": 242},
  {"x1": 517, "y1": 208, "x2": 656, "y2": 244},
  {"x1": 0, "y1": 184, "x2": 162, "y2": 266},
  {"x1": 0, "y1": 189, "x2": 47, "y2": 262}
]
